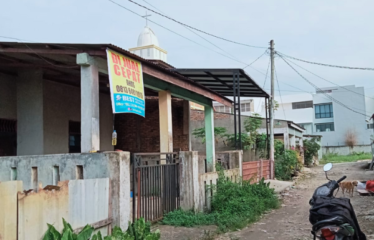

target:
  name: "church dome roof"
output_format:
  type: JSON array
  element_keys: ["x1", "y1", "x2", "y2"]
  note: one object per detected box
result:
[{"x1": 137, "y1": 26, "x2": 159, "y2": 47}]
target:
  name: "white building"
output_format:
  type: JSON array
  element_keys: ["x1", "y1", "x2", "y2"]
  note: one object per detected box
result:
[
  {"x1": 129, "y1": 26, "x2": 168, "y2": 63},
  {"x1": 272, "y1": 85, "x2": 372, "y2": 147}
]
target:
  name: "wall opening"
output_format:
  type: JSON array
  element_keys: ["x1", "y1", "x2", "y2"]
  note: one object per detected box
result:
[
  {"x1": 11, "y1": 167, "x2": 17, "y2": 180},
  {"x1": 0, "y1": 118, "x2": 17, "y2": 156},
  {"x1": 69, "y1": 121, "x2": 81, "y2": 153},
  {"x1": 53, "y1": 166, "x2": 60, "y2": 185},
  {"x1": 76, "y1": 165, "x2": 84, "y2": 179},
  {"x1": 31, "y1": 167, "x2": 38, "y2": 191}
]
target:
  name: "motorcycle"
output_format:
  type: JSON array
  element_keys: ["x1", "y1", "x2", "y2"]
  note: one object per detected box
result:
[{"x1": 309, "y1": 163, "x2": 366, "y2": 240}]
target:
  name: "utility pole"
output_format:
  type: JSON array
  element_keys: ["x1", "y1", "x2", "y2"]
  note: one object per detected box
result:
[{"x1": 269, "y1": 40, "x2": 275, "y2": 179}]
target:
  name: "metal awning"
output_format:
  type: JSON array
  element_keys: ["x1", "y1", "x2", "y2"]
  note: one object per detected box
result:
[
  {"x1": 171, "y1": 68, "x2": 270, "y2": 151},
  {"x1": 170, "y1": 68, "x2": 270, "y2": 98}
]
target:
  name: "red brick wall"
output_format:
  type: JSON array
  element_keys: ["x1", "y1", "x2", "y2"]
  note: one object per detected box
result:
[
  {"x1": 115, "y1": 98, "x2": 189, "y2": 153},
  {"x1": 190, "y1": 110, "x2": 231, "y2": 121}
]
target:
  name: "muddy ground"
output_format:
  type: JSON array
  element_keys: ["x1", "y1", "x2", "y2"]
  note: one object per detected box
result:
[{"x1": 158, "y1": 161, "x2": 374, "y2": 240}]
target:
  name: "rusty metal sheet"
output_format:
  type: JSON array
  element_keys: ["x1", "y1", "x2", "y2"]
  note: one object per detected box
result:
[{"x1": 0, "y1": 181, "x2": 23, "y2": 240}]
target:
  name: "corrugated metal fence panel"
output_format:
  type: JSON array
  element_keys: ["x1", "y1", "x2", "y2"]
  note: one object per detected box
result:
[
  {"x1": 68, "y1": 178, "x2": 109, "y2": 231},
  {"x1": 18, "y1": 181, "x2": 69, "y2": 240},
  {"x1": 0, "y1": 181, "x2": 22, "y2": 240}
]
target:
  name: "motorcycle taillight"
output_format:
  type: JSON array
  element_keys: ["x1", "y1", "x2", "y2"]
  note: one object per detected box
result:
[
  {"x1": 321, "y1": 228, "x2": 335, "y2": 240},
  {"x1": 315, "y1": 226, "x2": 340, "y2": 240}
]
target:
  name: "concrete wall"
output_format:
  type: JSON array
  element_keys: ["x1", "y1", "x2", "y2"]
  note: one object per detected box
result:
[
  {"x1": 0, "y1": 74, "x2": 114, "y2": 155},
  {"x1": 0, "y1": 73, "x2": 17, "y2": 119},
  {"x1": 17, "y1": 70, "x2": 44, "y2": 155},
  {"x1": 322, "y1": 145, "x2": 372, "y2": 156},
  {"x1": 43, "y1": 81, "x2": 113, "y2": 154},
  {"x1": 0, "y1": 152, "x2": 131, "y2": 229}
]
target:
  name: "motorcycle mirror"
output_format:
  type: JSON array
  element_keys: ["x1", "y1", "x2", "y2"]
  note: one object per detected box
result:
[{"x1": 323, "y1": 163, "x2": 333, "y2": 172}]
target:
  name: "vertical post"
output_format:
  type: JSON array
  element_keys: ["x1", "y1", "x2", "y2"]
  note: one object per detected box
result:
[
  {"x1": 205, "y1": 105, "x2": 215, "y2": 172},
  {"x1": 78, "y1": 56, "x2": 100, "y2": 152},
  {"x1": 237, "y1": 71, "x2": 242, "y2": 149},
  {"x1": 183, "y1": 101, "x2": 191, "y2": 151},
  {"x1": 233, "y1": 74, "x2": 237, "y2": 149},
  {"x1": 159, "y1": 90, "x2": 173, "y2": 153},
  {"x1": 265, "y1": 98, "x2": 269, "y2": 157},
  {"x1": 269, "y1": 40, "x2": 275, "y2": 179}
]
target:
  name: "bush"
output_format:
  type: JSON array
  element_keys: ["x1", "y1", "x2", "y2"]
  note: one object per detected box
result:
[
  {"x1": 303, "y1": 138, "x2": 321, "y2": 166},
  {"x1": 162, "y1": 166, "x2": 279, "y2": 232},
  {"x1": 275, "y1": 149, "x2": 298, "y2": 181},
  {"x1": 43, "y1": 218, "x2": 160, "y2": 240}
]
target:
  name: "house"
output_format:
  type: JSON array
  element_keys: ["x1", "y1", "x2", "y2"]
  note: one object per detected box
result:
[{"x1": 270, "y1": 85, "x2": 372, "y2": 153}]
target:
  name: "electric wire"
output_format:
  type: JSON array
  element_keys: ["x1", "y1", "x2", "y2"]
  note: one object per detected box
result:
[
  {"x1": 278, "y1": 51, "x2": 374, "y2": 71},
  {"x1": 274, "y1": 64, "x2": 287, "y2": 120},
  {"x1": 125, "y1": 0, "x2": 267, "y2": 49},
  {"x1": 256, "y1": 59, "x2": 271, "y2": 112},
  {"x1": 278, "y1": 54, "x2": 370, "y2": 118},
  {"x1": 281, "y1": 54, "x2": 374, "y2": 101},
  {"x1": 108, "y1": 0, "x2": 268, "y2": 74},
  {"x1": 140, "y1": 0, "x2": 263, "y2": 68}
]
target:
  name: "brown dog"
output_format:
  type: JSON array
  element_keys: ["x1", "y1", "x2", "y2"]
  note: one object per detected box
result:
[{"x1": 339, "y1": 181, "x2": 358, "y2": 197}]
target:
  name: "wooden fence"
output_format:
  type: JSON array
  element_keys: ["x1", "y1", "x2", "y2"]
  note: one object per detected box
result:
[
  {"x1": 0, "y1": 178, "x2": 111, "y2": 240},
  {"x1": 242, "y1": 160, "x2": 271, "y2": 183}
]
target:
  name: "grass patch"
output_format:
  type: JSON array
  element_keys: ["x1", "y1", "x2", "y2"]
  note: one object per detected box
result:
[
  {"x1": 321, "y1": 152, "x2": 372, "y2": 164},
  {"x1": 162, "y1": 166, "x2": 280, "y2": 232}
]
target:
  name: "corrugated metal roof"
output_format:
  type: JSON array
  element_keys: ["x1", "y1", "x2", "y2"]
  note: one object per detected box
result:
[{"x1": 170, "y1": 68, "x2": 270, "y2": 98}]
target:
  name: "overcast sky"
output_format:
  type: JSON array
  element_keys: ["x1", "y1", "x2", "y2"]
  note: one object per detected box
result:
[{"x1": 1, "y1": 0, "x2": 374, "y2": 104}]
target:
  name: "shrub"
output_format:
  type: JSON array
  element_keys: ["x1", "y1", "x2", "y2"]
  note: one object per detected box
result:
[
  {"x1": 303, "y1": 138, "x2": 321, "y2": 166},
  {"x1": 275, "y1": 149, "x2": 298, "y2": 181},
  {"x1": 162, "y1": 166, "x2": 279, "y2": 232},
  {"x1": 192, "y1": 127, "x2": 227, "y2": 144},
  {"x1": 43, "y1": 218, "x2": 160, "y2": 240}
]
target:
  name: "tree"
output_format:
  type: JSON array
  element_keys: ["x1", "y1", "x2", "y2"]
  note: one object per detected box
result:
[
  {"x1": 192, "y1": 127, "x2": 227, "y2": 144},
  {"x1": 303, "y1": 138, "x2": 321, "y2": 166}
]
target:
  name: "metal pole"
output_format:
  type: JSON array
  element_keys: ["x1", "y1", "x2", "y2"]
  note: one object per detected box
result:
[
  {"x1": 265, "y1": 98, "x2": 269, "y2": 158},
  {"x1": 237, "y1": 71, "x2": 242, "y2": 149},
  {"x1": 233, "y1": 72, "x2": 237, "y2": 149},
  {"x1": 270, "y1": 40, "x2": 275, "y2": 179}
]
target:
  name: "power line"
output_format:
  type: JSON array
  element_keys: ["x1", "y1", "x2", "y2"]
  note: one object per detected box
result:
[
  {"x1": 124, "y1": 0, "x2": 267, "y2": 49},
  {"x1": 243, "y1": 51, "x2": 268, "y2": 70},
  {"x1": 274, "y1": 64, "x2": 287, "y2": 120},
  {"x1": 281, "y1": 55, "x2": 374, "y2": 101},
  {"x1": 140, "y1": 0, "x2": 262, "y2": 68},
  {"x1": 257, "y1": 59, "x2": 271, "y2": 112},
  {"x1": 278, "y1": 51, "x2": 374, "y2": 71},
  {"x1": 279, "y1": 54, "x2": 370, "y2": 118},
  {"x1": 108, "y1": 0, "x2": 268, "y2": 74},
  {"x1": 0, "y1": 35, "x2": 80, "y2": 49}
]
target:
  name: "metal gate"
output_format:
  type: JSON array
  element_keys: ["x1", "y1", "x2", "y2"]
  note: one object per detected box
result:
[{"x1": 132, "y1": 152, "x2": 180, "y2": 222}]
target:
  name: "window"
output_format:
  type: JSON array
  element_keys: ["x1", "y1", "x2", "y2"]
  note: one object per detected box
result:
[
  {"x1": 240, "y1": 103, "x2": 251, "y2": 112},
  {"x1": 292, "y1": 101, "x2": 313, "y2": 109},
  {"x1": 368, "y1": 123, "x2": 374, "y2": 129},
  {"x1": 315, "y1": 123, "x2": 334, "y2": 132},
  {"x1": 215, "y1": 105, "x2": 231, "y2": 113},
  {"x1": 69, "y1": 121, "x2": 81, "y2": 153},
  {"x1": 315, "y1": 103, "x2": 333, "y2": 119}
]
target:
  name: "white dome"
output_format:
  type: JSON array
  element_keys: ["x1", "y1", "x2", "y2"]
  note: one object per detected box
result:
[{"x1": 137, "y1": 26, "x2": 159, "y2": 47}]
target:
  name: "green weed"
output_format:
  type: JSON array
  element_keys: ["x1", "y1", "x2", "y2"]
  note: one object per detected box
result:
[
  {"x1": 162, "y1": 166, "x2": 279, "y2": 232},
  {"x1": 321, "y1": 152, "x2": 372, "y2": 164}
]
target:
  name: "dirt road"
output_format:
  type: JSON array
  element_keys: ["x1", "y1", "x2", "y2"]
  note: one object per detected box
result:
[{"x1": 159, "y1": 161, "x2": 374, "y2": 240}]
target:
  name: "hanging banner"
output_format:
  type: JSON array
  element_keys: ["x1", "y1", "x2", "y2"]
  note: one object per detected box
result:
[{"x1": 106, "y1": 48, "x2": 145, "y2": 117}]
